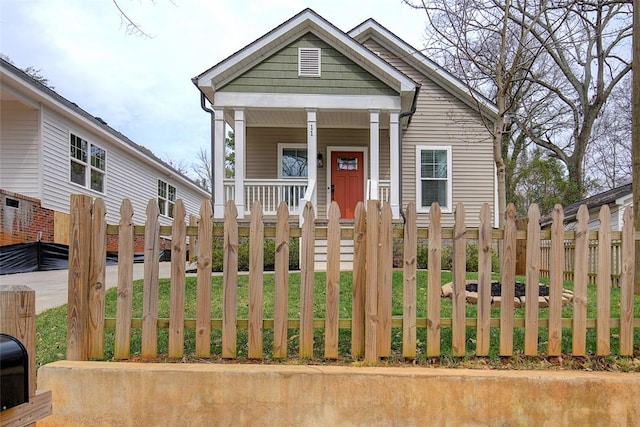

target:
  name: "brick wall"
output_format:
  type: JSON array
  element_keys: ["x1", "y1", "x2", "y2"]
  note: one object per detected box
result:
[
  {"x1": 106, "y1": 234, "x2": 173, "y2": 253},
  {"x1": 0, "y1": 189, "x2": 54, "y2": 246}
]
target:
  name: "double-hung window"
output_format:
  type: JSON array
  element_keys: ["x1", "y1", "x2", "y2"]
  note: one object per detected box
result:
[
  {"x1": 279, "y1": 144, "x2": 308, "y2": 178},
  {"x1": 416, "y1": 146, "x2": 452, "y2": 212},
  {"x1": 158, "y1": 179, "x2": 176, "y2": 218},
  {"x1": 70, "y1": 133, "x2": 106, "y2": 193}
]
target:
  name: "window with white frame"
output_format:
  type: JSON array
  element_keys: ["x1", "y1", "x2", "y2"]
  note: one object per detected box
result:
[
  {"x1": 416, "y1": 146, "x2": 452, "y2": 211},
  {"x1": 158, "y1": 179, "x2": 176, "y2": 218},
  {"x1": 70, "y1": 133, "x2": 106, "y2": 193},
  {"x1": 298, "y1": 48, "x2": 321, "y2": 77},
  {"x1": 279, "y1": 144, "x2": 308, "y2": 178}
]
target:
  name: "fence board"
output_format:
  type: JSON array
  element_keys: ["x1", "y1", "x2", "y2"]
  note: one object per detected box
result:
[
  {"x1": 115, "y1": 198, "x2": 134, "y2": 359},
  {"x1": 403, "y1": 202, "x2": 417, "y2": 359},
  {"x1": 351, "y1": 202, "x2": 366, "y2": 358},
  {"x1": 300, "y1": 202, "x2": 315, "y2": 358},
  {"x1": 141, "y1": 199, "x2": 160, "y2": 358},
  {"x1": 499, "y1": 204, "x2": 517, "y2": 356},
  {"x1": 273, "y1": 202, "x2": 290, "y2": 359},
  {"x1": 619, "y1": 207, "x2": 635, "y2": 355},
  {"x1": 596, "y1": 206, "x2": 611, "y2": 355},
  {"x1": 325, "y1": 201, "x2": 341, "y2": 359},
  {"x1": 223, "y1": 201, "x2": 239, "y2": 359},
  {"x1": 427, "y1": 203, "x2": 442, "y2": 357},
  {"x1": 195, "y1": 200, "x2": 213, "y2": 357},
  {"x1": 249, "y1": 202, "x2": 264, "y2": 359},
  {"x1": 572, "y1": 205, "x2": 589, "y2": 356},
  {"x1": 168, "y1": 200, "x2": 187, "y2": 358},
  {"x1": 476, "y1": 203, "x2": 492, "y2": 356},
  {"x1": 365, "y1": 200, "x2": 379, "y2": 362},
  {"x1": 524, "y1": 204, "x2": 541, "y2": 356},
  {"x1": 66, "y1": 194, "x2": 92, "y2": 361},
  {"x1": 377, "y1": 202, "x2": 393, "y2": 357},
  {"x1": 88, "y1": 197, "x2": 106, "y2": 359},
  {"x1": 548, "y1": 204, "x2": 564, "y2": 356},
  {"x1": 452, "y1": 203, "x2": 466, "y2": 356}
]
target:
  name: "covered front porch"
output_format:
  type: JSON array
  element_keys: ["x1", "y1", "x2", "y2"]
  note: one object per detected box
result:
[{"x1": 212, "y1": 107, "x2": 402, "y2": 222}]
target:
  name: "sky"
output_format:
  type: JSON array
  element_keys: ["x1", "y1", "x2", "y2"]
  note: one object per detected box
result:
[{"x1": 0, "y1": 0, "x2": 429, "y2": 174}]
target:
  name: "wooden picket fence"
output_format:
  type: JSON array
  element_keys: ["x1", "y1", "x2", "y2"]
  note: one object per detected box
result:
[{"x1": 66, "y1": 195, "x2": 638, "y2": 362}]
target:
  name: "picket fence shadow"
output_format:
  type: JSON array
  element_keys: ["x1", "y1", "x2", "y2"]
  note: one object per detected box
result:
[{"x1": 65, "y1": 195, "x2": 638, "y2": 362}]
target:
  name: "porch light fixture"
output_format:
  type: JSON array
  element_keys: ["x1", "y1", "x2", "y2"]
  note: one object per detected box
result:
[{"x1": 317, "y1": 152, "x2": 324, "y2": 168}]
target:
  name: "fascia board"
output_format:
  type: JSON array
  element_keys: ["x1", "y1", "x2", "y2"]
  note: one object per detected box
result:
[{"x1": 196, "y1": 9, "x2": 416, "y2": 95}]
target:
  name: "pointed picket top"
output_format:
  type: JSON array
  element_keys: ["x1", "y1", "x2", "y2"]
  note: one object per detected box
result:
[
  {"x1": 145, "y1": 197, "x2": 159, "y2": 219},
  {"x1": 173, "y1": 199, "x2": 186, "y2": 225},
  {"x1": 302, "y1": 200, "x2": 315, "y2": 225},
  {"x1": 277, "y1": 200, "x2": 289, "y2": 220},
  {"x1": 225, "y1": 200, "x2": 238, "y2": 223},
  {"x1": 119, "y1": 198, "x2": 134, "y2": 225}
]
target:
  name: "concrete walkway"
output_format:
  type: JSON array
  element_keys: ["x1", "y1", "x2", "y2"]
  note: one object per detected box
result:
[{"x1": 0, "y1": 262, "x2": 178, "y2": 314}]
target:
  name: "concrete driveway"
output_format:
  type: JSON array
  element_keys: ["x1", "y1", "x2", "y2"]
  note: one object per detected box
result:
[{"x1": 0, "y1": 262, "x2": 177, "y2": 314}]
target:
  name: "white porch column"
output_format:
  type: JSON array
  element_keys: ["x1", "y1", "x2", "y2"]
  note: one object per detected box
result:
[
  {"x1": 213, "y1": 107, "x2": 225, "y2": 219},
  {"x1": 389, "y1": 110, "x2": 400, "y2": 218},
  {"x1": 234, "y1": 109, "x2": 245, "y2": 219},
  {"x1": 307, "y1": 109, "x2": 318, "y2": 209},
  {"x1": 369, "y1": 109, "x2": 380, "y2": 200}
]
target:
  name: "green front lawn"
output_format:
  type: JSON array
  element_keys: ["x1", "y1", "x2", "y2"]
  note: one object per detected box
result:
[{"x1": 36, "y1": 271, "x2": 640, "y2": 370}]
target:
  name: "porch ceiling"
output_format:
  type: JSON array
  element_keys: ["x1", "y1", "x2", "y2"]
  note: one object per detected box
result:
[{"x1": 226, "y1": 108, "x2": 392, "y2": 129}]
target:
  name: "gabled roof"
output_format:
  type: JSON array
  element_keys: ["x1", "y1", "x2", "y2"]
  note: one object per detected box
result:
[
  {"x1": 348, "y1": 18, "x2": 497, "y2": 119},
  {"x1": 193, "y1": 8, "x2": 418, "y2": 102},
  {"x1": 0, "y1": 58, "x2": 208, "y2": 196},
  {"x1": 563, "y1": 183, "x2": 633, "y2": 219}
]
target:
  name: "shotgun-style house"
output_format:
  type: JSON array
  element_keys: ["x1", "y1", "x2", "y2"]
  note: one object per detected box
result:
[
  {"x1": 193, "y1": 8, "x2": 498, "y2": 226},
  {"x1": 0, "y1": 58, "x2": 210, "y2": 250}
]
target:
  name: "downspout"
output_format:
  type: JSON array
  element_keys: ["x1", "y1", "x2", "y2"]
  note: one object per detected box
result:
[
  {"x1": 195, "y1": 87, "x2": 215, "y2": 208},
  {"x1": 397, "y1": 85, "x2": 421, "y2": 222}
]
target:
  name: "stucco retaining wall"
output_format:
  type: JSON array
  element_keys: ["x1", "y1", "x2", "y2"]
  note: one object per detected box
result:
[{"x1": 37, "y1": 361, "x2": 640, "y2": 426}]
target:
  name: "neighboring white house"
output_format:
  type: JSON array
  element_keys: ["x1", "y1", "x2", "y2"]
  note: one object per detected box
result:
[
  {"x1": 0, "y1": 57, "x2": 210, "y2": 249},
  {"x1": 554, "y1": 183, "x2": 634, "y2": 231},
  {"x1": 192, "y1": 9, "x2": 498, "y2": 227}
]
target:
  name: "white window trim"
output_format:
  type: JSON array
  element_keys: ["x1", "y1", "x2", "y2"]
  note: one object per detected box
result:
[
  {"x1": 69, "y1": 132, "x2": 107, "y2": 195},
  {"x1": 298, "y1": 47, "x2": 321, "y2": 77},
  {"x1": 415, "y1": 145, "x2": 452, "y2": 213},
  {"x1": 277, "y1": 143, "x2": 308, "y2": 179},
  {"x1": 158, "y1": 179, "x2": 176, "y2": 218}
]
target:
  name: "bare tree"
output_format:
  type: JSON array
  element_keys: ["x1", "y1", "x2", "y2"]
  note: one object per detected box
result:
[
  {"x1": 192, "y1": 147, "x2": 212, "y2": 191},
  {"x1": 511, "y1": 0, "x2": 633, "y2": 201},
  {"x1": 585, "y1": 76, "x2": 632, "y2": 190}
]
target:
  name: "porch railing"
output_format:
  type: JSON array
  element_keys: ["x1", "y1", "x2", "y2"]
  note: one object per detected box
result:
[{"x1": 223, "y1": 178, "x2": 308, "y2": 215}]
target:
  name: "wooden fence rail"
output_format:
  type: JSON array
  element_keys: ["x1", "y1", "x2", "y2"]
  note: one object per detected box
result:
[{"x1": 66, "y1": 195, "x2": 638, "y2": 362}]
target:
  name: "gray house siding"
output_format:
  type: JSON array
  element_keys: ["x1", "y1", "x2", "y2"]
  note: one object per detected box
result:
[{"x1": 363, "y1": 39, "x2": 495, "y2": 227}]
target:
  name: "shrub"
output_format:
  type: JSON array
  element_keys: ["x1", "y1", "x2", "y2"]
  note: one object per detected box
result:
[
  {"x1": 211, "y1": 236, "x2": 300, "y2": 272},
  {"x1": 416, "y1": 242, "x2": 500, "y2": 272}
]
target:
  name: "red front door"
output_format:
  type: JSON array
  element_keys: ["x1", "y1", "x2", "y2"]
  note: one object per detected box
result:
[{"x1": 331, "y1": 151, "x2": 364, "y2": 219}]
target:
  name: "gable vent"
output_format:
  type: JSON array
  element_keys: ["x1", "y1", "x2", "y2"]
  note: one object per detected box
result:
[{"x1": 298, "y1": 48, "x2": 321, "y2": 77}]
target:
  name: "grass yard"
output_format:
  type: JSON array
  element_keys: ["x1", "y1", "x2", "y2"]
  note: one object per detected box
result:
[{"x1": 36, "y1": 271, "x2": 640, "y2": 371}]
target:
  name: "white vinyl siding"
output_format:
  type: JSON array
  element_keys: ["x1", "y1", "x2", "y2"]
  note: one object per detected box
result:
[
  {"x1": 39, "y1": 106, "x2": 206, "y2": 225},
  {"x1": 0, "y1": 101, "x2": 40, "y2": 198}
]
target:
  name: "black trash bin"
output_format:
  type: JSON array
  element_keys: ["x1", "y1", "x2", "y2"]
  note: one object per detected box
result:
[{"x1": 0, "y1": 333, "x2": 29, "y2": 411}]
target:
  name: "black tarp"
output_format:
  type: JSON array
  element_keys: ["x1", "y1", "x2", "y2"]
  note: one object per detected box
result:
[{"x1": 0, "y1": 242, "x2": 153, "y2": 275}]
